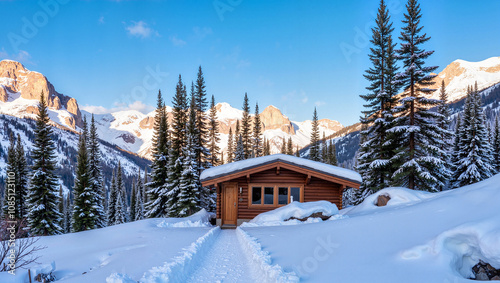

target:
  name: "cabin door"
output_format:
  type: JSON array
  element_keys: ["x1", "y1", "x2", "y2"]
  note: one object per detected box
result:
[{"x1": 222, "y1": 183, "x2": 238, "y2": 225}]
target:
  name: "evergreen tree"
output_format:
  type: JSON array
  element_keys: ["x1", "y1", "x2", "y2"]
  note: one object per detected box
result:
[
  {"x1": 253, "y1": 102, "x2": 263, "y2": 157},
  {"x1": 309, "y1": 108, "x2": 321, "y2": 161},
  {"x1": 357, "y1": 0, "x2": 399, "y2": 192},
  {"x1": 263, "y1": 137, "x2": 270, "y2": 156},
  {"x1": 114, "y1": 189, "x2": 125, "y2": 225},
  {"x1": 321, "y1": 133, "x2": 327, "y2": 161},
  {"x1": 227, "y1": 128, "x2": 234, "y2": 163},
  {"x1": 27, "y1": 92, "x2": 62, "y2": 235},
  {"x1": 130, "y1": 179, "x2": 136, "y2": 222},
  {"x1": 234, "y1": 120, "x2": 240, "y2": 156},
  {"x1": 241, "y1": 93, "x2": 252, "y2": 159},
  {"x1": 107, "y1": 169, "x2": 117, "y2": 225},
  {"x1": 72, "y1": 121, "x2": 100, "y2": 232},
  {"x1": 114, "y1": 162, "x2": 127, "y2": 224},
  {"x1": 63, "y1": 194, "x2": 72, "y2": 234},
  {"x1": 58, "y1": 185, "x2": 64, "y2": 224},
  {"x1": 452, "y1": 85, "x2": 493, "y2": 187},
  {"x1": 194, "y1": 67, "x2": 210, "y2": 170},
  {"x1": 134, "y1": 170, "x2": 145, "y2": 221},
  {"x1": 145, "y1": 90, "x2": 170, "y2": 218},
  {"x1": 170, "y1": 75, "x2": 188, "y2": 161},
  {"x1": 287, "y1": 137, "x2": 293, "y2": 155},
  {"x1": 176, "y1": 128, "x2": 202, "y2": 216},
  {"x1": 391, "y1": 0, "x2": 447, "y2": 191},
  {"x1": 208, "y1": 95, "x2": 221, "y2": 166},
  {"x1": 493, "y1": 115, "x2": 500, "y2": 173},
  {"x1": 326, "y1": 140, "x2": 338, "y2": 166},
  {"x1": 354, "y1": 121, "x2": 373, "y2": 202},
  {"x1": 234, "y1": 135, "x2": 245, "y2": 162},
  {"x1": 436, "y1": 80, "x2": 453, "y2": 190},
  {"x1": 295, "y1": 146, "x2": 300, "y2": 157},
  {"x1": 450, "y1": 115, "x2": 462, "y2": 180},
  {"x1": 280, "y1": 137, "x2": 286, "y2": 154},
  {"x1": 88, "y1": 114, "x2": 106, "y2": 228}
]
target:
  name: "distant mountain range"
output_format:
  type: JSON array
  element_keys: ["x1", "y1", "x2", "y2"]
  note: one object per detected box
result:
[{"x1": 0, "y1": 59, "x2": 343, "y2": 159}]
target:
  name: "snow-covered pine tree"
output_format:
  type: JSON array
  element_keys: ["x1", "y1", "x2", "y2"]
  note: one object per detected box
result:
[
  {"x1": 227, "y1": 127, "x2": 234, "y2": 163},
  {"x1": 27, "y1": 92, "x2": 62, "y2": 235},
  {"x1": 253, "y1": 102, "x2": 263, "y2": 158},
  {"x1": 450, "y1": 115, "x2": 462, "y2": 181},
  {"x1": 241, "y1": 93, "x2": 252, "y2": 159},
  {"x1": 145, "y1": 90, "x2": 170, "y2": 218},
  {"x1": 234, "y1": 135, "x2": 245, "y2": 162},
  {"x1": 58, "y1": 185, "x2": 64, "y2": 227},
  {"x1": 326, "y1": 140, "x2": 338, "y2": 166},
  {"x1": 134, "y1": 169, "x2": 145, "y2": 221},
  {"x1": 88, "y1": 114, "x2": 106, "y2": 228},
  {"x1": 130, "y1": 179, "x2": 136, "y2": 222},
  {"x1": 63, "y1": 194, "x2": 72, "y2": 233},
  {"x1": 357, "y1": 0, "x2": 399, "y2": 192},
  {"x1": 176, "y1": 103, "x2": 202, "y2": 216},
  {"x1": 436, "y1": 80, "x2": 453, "y2": 190},
  {"x1": 264, "y1": 138, "x2": 270, "y2": 156},
  {"x1": 114, "y1": 189, "x2": 125, "y2": 225},
  {"x1": 390, "y1": 0, "x2": 448, "y2": 192},
  {"x1": 309, "y1": 108, "x2": 321, "y2": 161},
  {"x1": 208, "y1": 95, "x2": 221, "y2": 166},
  {"x1": 354, "y1": 120, "x2": 373, "y2": 202},
  {"x1": 234, "y1": 120, "x2": 240, "y2": 156},
  {"x1": 287, "y1": 137, "x2": 293, "y2": 156},
  {"x1": 493, "y1": 115, "x2": 500, "y2": 173},
  {"x1": 321, "y1": 133, "x2": 327, "y2": 161},
  {"x1": 452, "y1": 85, "x2": 493, "y2": 187},
  {"x1": 194, "y1": 67, "x2": 211, "y2": 170},
  {"x1": 107, "y1": 169, "x2": 117, "y2": 225},
  {"x1": 72, "y1": 120, "x2": 99, "y2": 232}
]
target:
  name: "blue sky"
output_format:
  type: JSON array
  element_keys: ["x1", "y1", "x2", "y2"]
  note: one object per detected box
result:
[{"x1": 1, "y1": 0, "x2": 499, "y2": 126}]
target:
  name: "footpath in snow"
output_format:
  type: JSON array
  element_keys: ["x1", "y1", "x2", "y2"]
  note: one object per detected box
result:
[{"x1": 187, "y1": 230, "x2": 257, "y2": 283}]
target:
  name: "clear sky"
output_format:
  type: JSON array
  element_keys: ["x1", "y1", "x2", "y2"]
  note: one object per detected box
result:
[{"x1": 1, "y1": 0, "x2": 499, "y2": 126}]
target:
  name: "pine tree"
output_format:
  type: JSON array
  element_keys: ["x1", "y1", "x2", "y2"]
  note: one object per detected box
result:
[
  {"x1": 357, "y1": 0, "x2": 399, "y2": 192},
  {"x1": 114, "y1": 162, "x2": 127, "y2": 224},
  {"x1": 107, "y1": 169, "x2": 117, "y2": 225},
  {"x1": 280, "y1": 137, "x2": 286, "y2": 154},
  {"x1": 234, "y1": 135, "x2": 245, "y2": 162},
  {"x1": 72, "y1": 120, "x2": 99, "y2": 232},
  {"x1": 27, "y1": 92, "x2": 62, "y2": 235},
  {"x1": 114, "y1": 189, "x2": 125, "y2": 225},
  {"x1": 391, "y1": 0, "x2": 447, "y2": 191},
  {"x1": 493, "y1": 115, "x2": 500, "y2": 173},
  {"x1": 326, "y1": 140, "x2": 338, "y2": 166},
  {"x1": 287, "y1": 137, "x2": 293, "y2": 155},
  {"x1": 227, "y1": 127, "x2": 234, "y2": 163},
  {"x1": 170, "y1": 74, "x2": 188, "y2": 162},
  {"x1": 436, "y1": 80, "x2": 453, "y2": 190},
  {"x1": 134, "y1": 170, "x2": 145, "y2": 221},
  {"x1": 450, "y1": 115, "x2": 462, "y2": 180},
  {"x1": 321, "y1": 133, "x2": 327, "y2": 161},
  {"x1": 295, "y1": 146, "x2": 300, "y2": 157},
  {"x1": 15, "y1": 134, "x2": 28, "y2": 219},
  {"x1": 234, "y1": 120, "x2": 240, "y2": 156},
  {"x1": 208, "y1": 95, "x2": 221, "y2": 166},
  {"x1": 88, "y1": 115, "x2": 106, "y2": 228},
  {"x1": 452, "y1": 85, "x2": 493, "y2": 187},
  {"x1": 145, "y1": 91, "x2": 170, "y2": 218},
  {"x1": 309, "y1": 108, "x2": 321, "y2": 161},
  {"x1": 253, "y1": 102, "x2": 263, "y2": 157},
  {"x1": 58, "y1": 185, "x2": 64, "y2": 225},
  {"x1": 263, "y1": 137, "x2": 270, "y2": 156},
  {"x1": 63, "y1": 194, "x2": 72, "y2": 233},
  {"x1": 241, "y1": 93, "x2": 252, "y2": 159},
  {"x1": 354, "y1": 121, "x2": 373, "y2": 201},
  {"x1": 194, "y1": 67, "x2": 210, "y2": 170},
  {"x1": 130, "y1": 179, "x2": 136, "y2": 222}
]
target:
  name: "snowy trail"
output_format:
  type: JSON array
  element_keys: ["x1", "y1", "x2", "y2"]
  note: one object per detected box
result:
[{"x1": 186, "y1": 230, "x2": 257, "y2": 283}]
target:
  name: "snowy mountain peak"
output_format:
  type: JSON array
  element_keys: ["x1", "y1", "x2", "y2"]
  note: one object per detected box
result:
[
  {"x1": 0, "y1": 60, "x2": 83, "y2": 129},
  {"x1": 429, "y1": 56, "x2": 500, "y2": 102}
]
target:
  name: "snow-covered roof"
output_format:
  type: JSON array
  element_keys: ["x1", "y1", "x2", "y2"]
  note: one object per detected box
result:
[{"x1": 200, "y1": 154, "x2": 362, "y2": 185}]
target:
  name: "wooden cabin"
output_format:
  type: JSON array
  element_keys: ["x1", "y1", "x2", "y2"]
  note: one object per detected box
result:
[{"x1": 200, "y1": 154, "x2": 362, "y2": 227}]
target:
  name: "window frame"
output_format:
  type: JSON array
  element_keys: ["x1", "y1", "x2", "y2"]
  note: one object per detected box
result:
[{"x1": 248, "y1": 183, "x2": 304, "y2": 208}]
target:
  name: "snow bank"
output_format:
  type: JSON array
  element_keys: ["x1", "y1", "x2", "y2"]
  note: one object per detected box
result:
[
  {"x1": 29, "y1": 261, "x2": 56, "y2": 282},
  {"x1": 200, "y1": 154, "x2": 362, "y2": 184},
  {"x1": 242, "y1": 201, "x2": 339, "y2": 227},
  {"x1": 237, "y1": 228, "x2": 300, "y2": 283},
  {"x1": 402, "y1": 218, "x2": 500, "y2": 279},
  {"x1": 139, "y1": 227, "x2": 221, "y2": 283},
  {"x1": 156, "y1": 209, "x2": 214, "y2": 228},
  {"x1": 106, "y1": 273, "x2": 136, "y2": 283},
  {"x1": 343, "y1": 187, "x2": 435, "y2": 216}
]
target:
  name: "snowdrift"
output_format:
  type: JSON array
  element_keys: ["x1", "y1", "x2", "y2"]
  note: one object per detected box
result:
[{"x1": 242, "y1": 200, "x2": 339, "y2": 227}]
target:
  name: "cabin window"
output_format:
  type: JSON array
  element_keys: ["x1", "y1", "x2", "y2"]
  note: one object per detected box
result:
[
  {"x1": 249, "y1": 184, "x2": 303, "y2": 207},
  {"x1": 252, "y1": 187, "x2": 262, "y2": 205},
  {"x1": 278, "y1": 187, "x2": 288, "y2": 205}
]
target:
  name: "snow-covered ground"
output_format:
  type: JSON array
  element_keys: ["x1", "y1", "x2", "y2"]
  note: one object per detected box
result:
[
  {"x1": 242, "y1": 174, "x2": 500, "y2": 282},
  {"x1": 2, "y1": 175, "x2": 500, "y2": 282}
]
